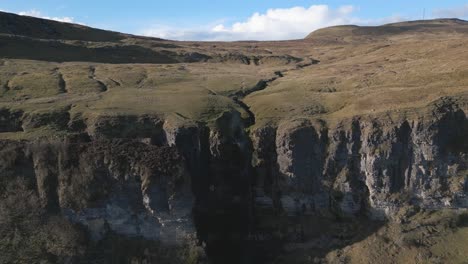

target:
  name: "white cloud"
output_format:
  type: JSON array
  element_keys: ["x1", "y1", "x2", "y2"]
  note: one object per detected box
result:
[
  {"x1": 141, "y1": 5, "x2": 404, "y2": 41},
  {"x1": 18, "y1": 9, "x2": 76, "y2": 23},
  {"x1": 433, "y1": 5, "x2": 468, "y2": 18}
]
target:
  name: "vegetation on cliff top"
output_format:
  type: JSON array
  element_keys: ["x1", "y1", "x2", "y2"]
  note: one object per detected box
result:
[{"x1": 0, "y1": 12, "x2": 467, "y2": 139}]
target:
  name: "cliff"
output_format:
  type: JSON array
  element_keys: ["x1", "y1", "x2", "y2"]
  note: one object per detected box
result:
[{"x1": 0, "y1": 12, "x2": 467, "y2": 263}]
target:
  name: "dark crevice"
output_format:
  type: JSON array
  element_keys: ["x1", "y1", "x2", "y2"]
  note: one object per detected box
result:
[
  {"x1": 4, "y1": 80, "x2": 11, "y2": 91},
  {"x1": 54, "y1": 68, "x2": 67, "y2": 93},
  {"x1": 296, "y1": 58, "x2": 321, "y2": 68},
  {"x1": 179, "y1": 121, "x2": 255, "y2": 263},
  {"x1": 108, "y1": 78, "x2": 121, "y2": 87},
  {"x1": 89, "y1": 66, "x2": 108, "y2": 92},
  {"x1": 230, "y1": 78, "x2": 276, "y2": 99},
  {"x1": 349, "y1": 119, "x2": 369, "y2": 215},
  {"x1": 136, "y1": 70, "x2": 148, "y2": 88},
  {"x1": 233, "y1": 97, "x2": 256, "y2": 127},
  {"x1": 227, "y1": 59, "x2": 318, "y2": 129},
  {"x1": 227, "y1": 74, "x2": 279, "y2": 129},
  {"x1": 205, "y1": 88, "x2": 217, "y2": 95},
  {"x1": 193, "y1": 60, "x2": 320, "y2": 263},
  {"x1": 88, "y1": 66, "x2": 97, "y2": 78},
  {"x1": 31, "y1": 144, "x2": 61, "y2": 212},
  {"x1": 390, "y1": 121, "x2": 412, "y2": 193},
  {"x1": 95, "y1": 80, "x2": 108, "y2": 92}
]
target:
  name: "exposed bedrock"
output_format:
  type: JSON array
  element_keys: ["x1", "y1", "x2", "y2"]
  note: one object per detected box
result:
[
  {"x1": 252, "y1": 100, "x2": 468, "y2": 221},
  {"x1": 0, "y1": 99, "x2": 467, "y2": 262},
  {"x1": 1, "y1": 137, "x2": 192, "y2": 240},
  {"x1": 0, "y1": 109, "x2": 254, "y2": 262},
  {"x1": 163, "y1": 111, "x2": 253, "y2": 263}
]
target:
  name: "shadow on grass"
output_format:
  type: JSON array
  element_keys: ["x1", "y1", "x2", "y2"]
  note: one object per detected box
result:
[{"x1": 0, "y1": 35, "x2": 210, "y2": 64}]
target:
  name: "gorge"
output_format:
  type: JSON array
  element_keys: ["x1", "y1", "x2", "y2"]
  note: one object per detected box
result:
[{"x1": 0, "y1": 11, "x2": 467, "y2": 263}]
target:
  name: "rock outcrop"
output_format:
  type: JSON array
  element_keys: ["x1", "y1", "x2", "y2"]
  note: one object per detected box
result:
[
  {"x1": 1, "y1": 99, "x2": 466, "y2": 262},
  {"x1": 252, "y1": 98, "x2": 467, "y2": 221}
]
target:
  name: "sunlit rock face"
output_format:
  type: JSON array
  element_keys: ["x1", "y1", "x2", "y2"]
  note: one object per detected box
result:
[{"x1": 252, "y1": 99, "x2": 467, "y2": 220}]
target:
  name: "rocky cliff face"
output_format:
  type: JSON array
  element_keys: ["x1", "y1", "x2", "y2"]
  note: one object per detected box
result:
[
  {"x1": 253, "y1": 98, "x2": 467, "y2": 220},
  {"x1": 0, "y1": 137, "x2": 200, "y2": 263},
  {"x1": 0, "y1": 109, "x2": 254, "y2": 263},
  {"x1": 1, "y1": 97, "x2": 466, "y2": 263}
]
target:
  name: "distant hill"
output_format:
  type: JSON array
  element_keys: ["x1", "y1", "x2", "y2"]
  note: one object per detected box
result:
[
  {"x1": 0, "y1": 11, "x2": 210, "y2": 63},
  {"x1": 306, "y1": 18, "x2": 468, "y2": 39},
  {"x1": 0, "y1": 11, "x2": 129, "y2": 42}
]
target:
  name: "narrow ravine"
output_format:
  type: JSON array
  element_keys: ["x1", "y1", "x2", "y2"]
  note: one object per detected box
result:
[
  {"x1": 196, "y1": 58, "x2": 323, "y2": 263},
  {"x1": 228, "y1": 57, "x2": 319, "y2": 129}
]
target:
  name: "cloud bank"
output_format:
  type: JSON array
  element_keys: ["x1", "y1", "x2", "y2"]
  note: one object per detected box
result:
[{"x1": 141, "y1": 5, "x2": 403, "y2": 41}]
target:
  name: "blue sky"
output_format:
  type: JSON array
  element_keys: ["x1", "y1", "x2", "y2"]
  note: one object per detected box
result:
[{"x1": 1, "y1": 1, "x2": 468, "y2": 40}]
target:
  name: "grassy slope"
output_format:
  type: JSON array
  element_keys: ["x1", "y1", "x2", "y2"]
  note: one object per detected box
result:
[
  {"x1": 0, "y1": 14, "x2": 467, "y2": 135},
  {"x1": 325, "y1": 210, "x2": 468, "y2": 264},
  {"x1": 0, "y1": 60, "x2": 270, "y2": 140},
  {"x1": 246, "y1": 31, "x2": 468, "y2": 127},
  {"x1": 0, "y1": 14, "x2": 466, "y2": 131}
]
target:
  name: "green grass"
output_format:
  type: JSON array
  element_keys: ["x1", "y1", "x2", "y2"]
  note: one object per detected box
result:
[{"x1": 0, "y1": 17, "x2": 467, "y2": 139}]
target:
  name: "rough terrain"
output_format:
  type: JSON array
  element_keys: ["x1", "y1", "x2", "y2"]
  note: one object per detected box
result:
[{"x1": 0, "y1": 12, "x2": 467, "y2": 263}]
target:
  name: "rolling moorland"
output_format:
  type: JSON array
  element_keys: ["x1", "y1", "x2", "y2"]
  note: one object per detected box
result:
[{"x1": 0, "y1": 11, "x2": 467, "y2": 263}]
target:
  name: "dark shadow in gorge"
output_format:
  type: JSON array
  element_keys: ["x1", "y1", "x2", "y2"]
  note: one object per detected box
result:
[
  {"x1": 186, "y1": 120, "x2": 387, "y2": 263},
  {"x1": 190, "y1": 156, "x2": 386, "y2": 263},
  {"x1": 180, "y1": 123, "x2": 254, "y2": 264},
  {"x1": 193, "y1": 193, "x2": 386, "y2": 263}
]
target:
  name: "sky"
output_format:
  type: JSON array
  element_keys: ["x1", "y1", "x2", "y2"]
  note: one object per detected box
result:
[{"x1": 1, "y1": 1, "x2": 468, "y2": 41}]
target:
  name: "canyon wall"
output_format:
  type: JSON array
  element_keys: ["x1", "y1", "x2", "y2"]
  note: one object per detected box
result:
[{"x1": 0, "y1": 97, "x2": 467, "y2": 263}]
